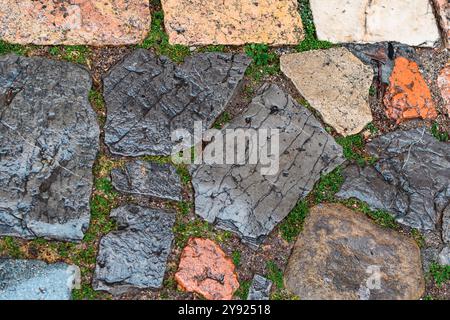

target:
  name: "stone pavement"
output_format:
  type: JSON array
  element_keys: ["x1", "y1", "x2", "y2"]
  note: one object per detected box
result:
[{"x1": 0, "y1": 1, "x2": 448, "y2": 301}]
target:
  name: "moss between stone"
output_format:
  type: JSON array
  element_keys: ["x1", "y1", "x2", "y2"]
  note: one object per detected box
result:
[{"x1": 429, "y1": 263, "x2": 450, "y2": 287}]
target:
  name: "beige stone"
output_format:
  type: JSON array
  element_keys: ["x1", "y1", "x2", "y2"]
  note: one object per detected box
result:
[
  {"x1": 284, "y1": 203, "x2": 425, "y2": 300},
  {"x1": 280, "y1": 48, "x2": 374, "y2": 136},
  {"x1": 0, "y1": 0, "x2": 150, "y2": 46},
  {"x1": 161, "y1": 0, "x2": 304, "y2": 45},
  {"x1": 310, "y1": 0, "x2": 441, "y2": 47}
]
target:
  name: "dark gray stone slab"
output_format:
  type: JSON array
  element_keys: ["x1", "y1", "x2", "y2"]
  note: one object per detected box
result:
[
  {"x1": 247, "y1": 275, "x2": 272, "y2": 300},
  {"x1": 192, "y1": 84, "x2": 345, "y2": 247},
  {"x1": 0, "y1": 54, "x2": 99, "y2": 241},
  {"x1": 443, "y1": 206, "x2": 450, "y2": 244},
  {"x1": 104, "y1": 49, "x2": 251, "y2": 157},
  {"x1": 337, "y1": 128, "x2": 450, "y2": 231},
  {"x1": 345, "y1": 42, "x2": 417, "y2": 84},
  {"x1": 0, "y1": 259, "x2": 79, "y2": 300},
  {"x1": 93, "y1": 205, "x2": 176, "y2": 294},
  {"x1": 111, "y1": 160, "x2": 182, "y2": 201}
]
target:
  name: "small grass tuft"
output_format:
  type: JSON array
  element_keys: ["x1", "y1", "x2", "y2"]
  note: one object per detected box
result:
[
  {"x1": 296, "y1": 0, "x2": 334, "y2": 52},
  {"x1": 431, "y1": 122, "x2": 449, "y2": 142},
  {"x1": 88, "y1": 90, "x2": 106, "y2": 126},
  {"x1": 0, "y1": 40, "x2": 29, "y2": 56},
  {"x1": 232, "y1": 250, "x2": 242, "y2": 267},
  {"x1": 234, "y1": 280, "x2": 251, "y2": 300},
  {"x1": 139, "y1": 11, "x2": 190, "y2": 63},
  {"x1": 279, "y1": 200, "x2": 309, "y2": 242},
  {"x1": 429, "y1": 263, "x2": 450, "y2": 287},
  {"x1": 336, "y1": 134, "x2": 376, "y2": 166},
  {"x1": 310, "y1": 167, "x2": 344, "y2": 204},
  {"x1": 244, "y1": 44, "x2": 279, "y2": 81},
  {"x1": 49, "y1": 45, "x2": 90, "y2": 65},
  {"x1": 213, "y1": 111, "x2": 231, "y2": 129}
]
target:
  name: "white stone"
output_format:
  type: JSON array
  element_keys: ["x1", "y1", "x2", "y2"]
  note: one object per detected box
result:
[{"x1": 310, "y1": 0, "x2": 441, "y2": 47}]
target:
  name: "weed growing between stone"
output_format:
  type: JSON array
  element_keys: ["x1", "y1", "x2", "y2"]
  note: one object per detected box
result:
[
  {"x1": 139, "y1": 10, "x2": 190, "y2": 63},
  {"x1": 244, "y1": 44, "x2": 280, "y2": 81},
  {"x1": 429, "y1": 263, "x2": 450, "y2": 287},
  {"x1": 0, "y1": 40, "x2": 29, "y2": 55},
  {"x1": 431, "y1": 122, "x2": 449, "y2": 142},
  {"x1": 296, "y1": 0, "x2": 334, "y2": 52},
  {"x1": 49, "y1": 45, "x2": 91, "y2": 65},
  {"x1": 336, "y1": 134, "x2": 377, "y2": 166}
]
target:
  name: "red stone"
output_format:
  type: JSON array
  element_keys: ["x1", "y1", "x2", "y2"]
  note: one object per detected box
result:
[
  {"x1": 383, "y1": 57, "x2": 437, "y2": 123},
  {"x1": 175, "y1": 238, "x2": 239, "y2": 300}
]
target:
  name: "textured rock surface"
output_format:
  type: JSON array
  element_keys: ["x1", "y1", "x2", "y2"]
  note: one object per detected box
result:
[
  {"x1": 111, "y1": 160, "x2": 182, "y2": 201},
  {"x1": 310, "y1": 0, "x2": 441, "y2": 47},
  {"x1": 93, "y1": 205, "x2": 176, "y2": 294},
  {"x1": 192, "y1": 84, "x2": 345, "y2": 247},
  {"x1": 104, "y1": 49, "x2": 250, "y2": 156},
  {"x1": 0, "y1": 259, "x2": 79, "y2": 300},
  {"x1": 438, "y1": 63, "x2": 450, "y2": 116},
  {"x1": 0, "y1": 55, "x2": 99, "y2": 241},
  {"x1": 281, "y1": 47, "x2": 374, "y2": 136},
  {"x1": 444, "y1": 206, "x2": 450, "y2": 244},
  {"x1": 337, "y1": 129, "x2": 450, "y2": 231},
  {"x1": 284, "y1": 204, "x2": 425, "y2": 300},
  {"x1": 384, "y1": 57, "x2": 437, "y2": 123},
  {"x1": 161, "y1": 0, "x2": 304, "y2": 45},
  {"x1": 0, "y1": 0, "x2": 150, "y2": 45},
  {"x1": 432, "y1": 0, "x2": 450, "y2": 48},
  {"x1": 346, "y1": 42, "x2": 416, "y2": 85},
  {"x1": 175, "y1": 238, "x2": 239, "y2": 300},
  {"x1": 247, "y1": 275, "x2": 272, "y2": 300},
  {"x1": 439, "y1": 247, "x2": 450, "y2": 265}
]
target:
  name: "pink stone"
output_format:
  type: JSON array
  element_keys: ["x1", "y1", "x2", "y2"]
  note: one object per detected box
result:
[{"x1": 0, "y1": 0, "x2": 150, "y2": 46}]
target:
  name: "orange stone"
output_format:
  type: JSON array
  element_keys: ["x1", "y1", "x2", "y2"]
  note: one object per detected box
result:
[
  {"x1": 383, "y1": 57, "x2": 437, "y2": 123},
  {"x1": 437, "y1": 63, "x2": 450, "y2": 116},
  {"x1": 175, "y1": 238, "x2": 239, "y2": 300},
  {"x1": 0, "y1": 0, "x2": 150, "y2": 46}
]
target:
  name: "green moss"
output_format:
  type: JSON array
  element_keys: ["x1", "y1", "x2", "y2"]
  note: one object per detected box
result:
[
  {"x1": 213, "y1": 111, "x2": 232, "y2": 129},
  {"x1": 429, "y1": 263, "x2": 450, "y2": 287},
  {"x1": 310, "y1": 167, "x2": 344, "y2": 204},
  {"x1": 244, "y1": 44, "x2": 279, "y2": 81},
  {"x1": 0, "y1": 236, "x2": 24, "y2": 259},
  {"x1": 139, "y1": 11, "x2": 190, "y2": 63},
  {"x1": 296, "y1": 0, "x2": 334, "y2": 52},
  {"x1": 431, "y1": 122, "x2": 449, "y2": 142},
  {"x1": 336, "y1": 134, "x2": 375, "y2": 166},
  {"x1": 0, "y1": 40, "x2": 29, "y2": 56},
  {"x1": 175, "y1": 164, "x2": 191, "y2": 185},
  {"x1": 197, "y1": 45, "x2": 226, "y2": 53},
  {"x1": 341, "y1": 198, "x2": 399, "y2": 230},
  {"x1": 141, "y1": 155, "x2": 171, "y2": 165},
  {"x1": 232, "y1": 250, "x2": 241, "y2": 267},
  {"x1": 173, "y1": 218, "x2": 231, "y2": 248},
  {"x1": 177, "y1": 201, "x2": 192, "y2": 216},
  {"x1": 234, "y1": 280, "x2": 251, "y2": 300},
  {"x1": 279, "y1": 200, "x2": 309, "y2": 242},
  {"x1": 49, "y1": 45, "x2": 90, "y2": 65},
  {"x1": 88, "y1": 90, "x2": 106, "y2": 125}
]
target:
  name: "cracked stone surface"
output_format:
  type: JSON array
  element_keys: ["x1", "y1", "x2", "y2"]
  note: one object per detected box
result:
[
  {"x1": 310, "y1": 0, "x2": 441, "y2": 47},
  {"x1": 345, "y1": 42, "x2": 417, "y2": 85},
  {"x1": 192, "y1": 84, "x2": 345, "y2": 247},
  {"x1": 443, "y1": 206, "x2": 450, "y2": 244},
  {"x1": 284, "y1": 203, "x2": 425, "y2": 300},
  {"x1": 111, "y1": 160, "x2": 182, "y2": 201},
  {"x1": 0, "y1": 0, "x2": 150, "y2": 45},
  {"x1": 161, "y1": 0, "x2": 304, "y2": 46},
  {"x1": 281, "y1": 47, "x2": 374, "y2": 136},
  {"x1": 432, "y1": 0, "x2": 450, "y2": 48},
  {"x1": 175, "y1": 238, "x2": 239, "y2": 300},
  {"x1": 93, "y1": 205, "x2": 176, "y2": 294},
  {"x1": 439, "y1": 246, "x2": 450, "y2": 265},
  {"x1": 384, "y1": 57, "x2": 437, "y2": 123},
  {"x1": 337, "y1": 128, "x2": 450, "y2": 231},
  {"x1": 0, "y1": 259, "x2": 80, "y2": 300},
  {"x1": 247, "y1": 275, "x2": 272, "y2": 300},
  {"x1": 104, "y1": 49, "x2": 251, "y2": 157},
  {"x1": 0, "y1": 54, "x2": 99, "y2": 241},
  {"x1": 438, "y1": 63, "x2": 450, "y2": 116}
]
